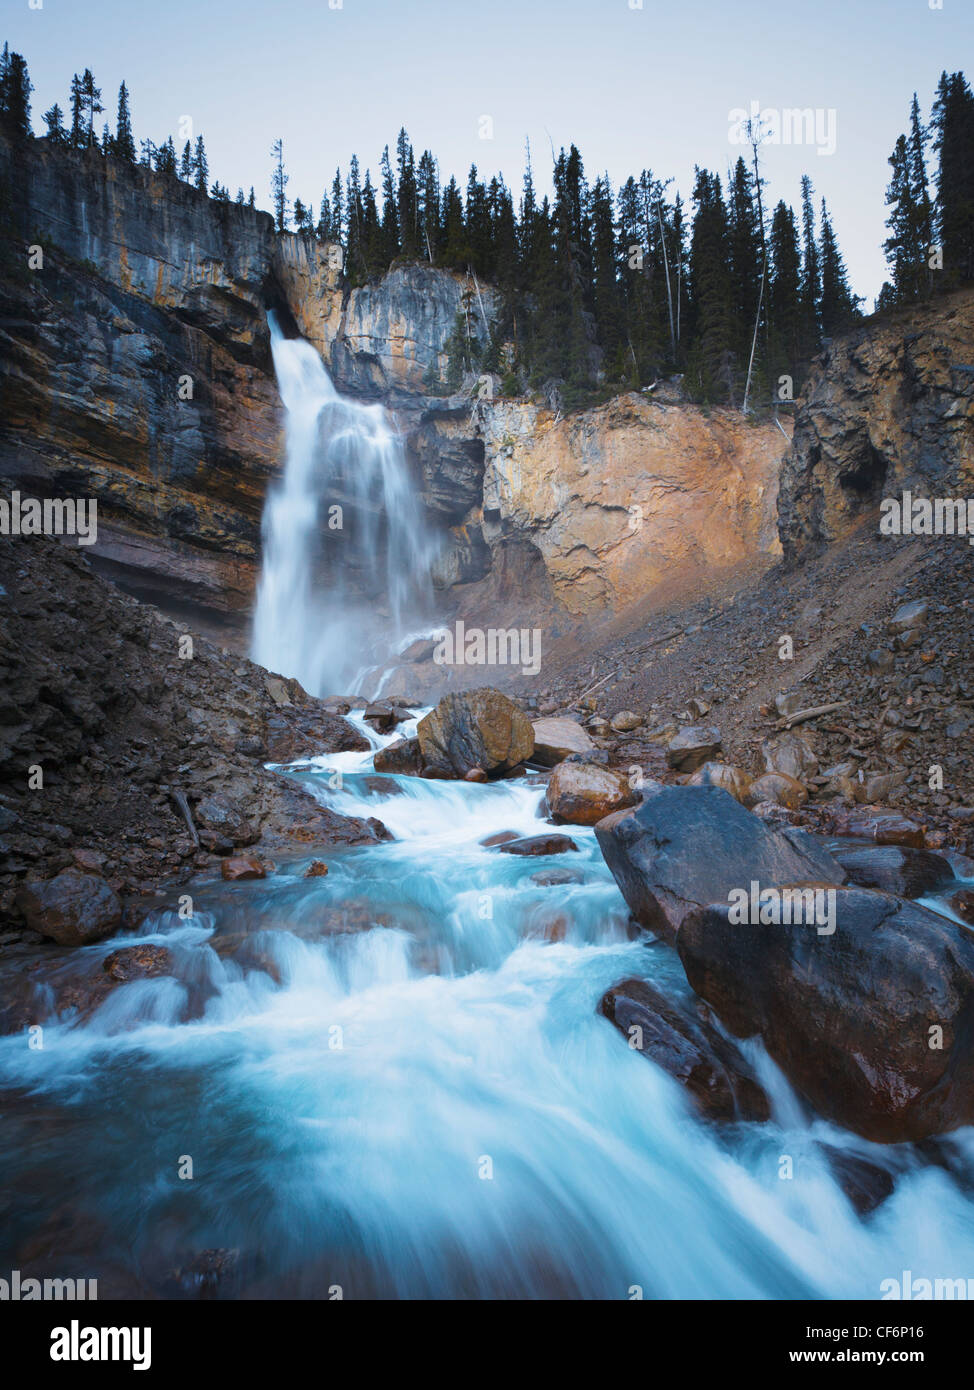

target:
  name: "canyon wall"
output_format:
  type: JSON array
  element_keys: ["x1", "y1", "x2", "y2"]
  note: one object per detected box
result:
[
  {"x1": 0, "y1": 133, "x2": 789, "y2": 643},
  {"x1": 778, "y1": 289, "x2": 974, "y2": 563}
]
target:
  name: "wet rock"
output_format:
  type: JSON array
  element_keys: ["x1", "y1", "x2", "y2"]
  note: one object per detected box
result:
[
  {"x1": 545, "y1": 760, "x2": 640, "y2": 827},
  {"x1": 400, "y1": 638, "x2": 436, "y2": 663},
  {"x1": 364, "y1": 701, "x2": 397, "y2": 732},
  {"x1": 950, "y1": 889, "x2": 974, "y2": 925},
  {"x1": 102, "y1": 945, "x2": 174, "y2": 982},
  {"x1": 745, "y1": 772, "x2": 809, "y2": 811},
  {"x1": 686, "y1": 761, "x2": 752, "y2": 804},
  {"x1": 373, "y1": 737, "x2": 424, "y2": 776},
  {"x1": 595, "y1": 784, "x2": 844, "y2": 943},
  {"x1": 530, "y1": 867, "x2": 585, "y2": 886},
  {"x1": 263, "y1": 709, "x2": 369, "y2": 763},
  {"x1": 304, "y1": 860, "x2": 329, "y2": 878},
  {"x1": 833, "y1": 809, "x2": 926, "y2": 848},
  {"x1": 480, "y1": 830, "x2": 520, "y2": 848},
  {"x1": 678, "y1": 886, "x2": 974, "y2": 1143},
  {"x1": 15, "y1": 870, "x2": 122, "y2": 946},
  {"x1": 817, "y1": 1144, "x2": 895, "y2": 1216},
  {"x1": 464, "y1": 767, "x2": 488, "y2": 783},
  {"x1": 221, "y1": 856, "x2": 267, "y2": 882},
  {"x1": 666, "y1": 725, "x2": 722, "y2": 773},
  {"x1": 531, "y1": 716, "x2": 594, "y2": 766},
  {"x1": 599, "y1": 977, "x2": 770, "y2": 1123},
  {"x1": 194, "y1": 793, "x2": 259, "y2": 848},
  {"x1": 497, "y1": 833, "x2": 580, "y2": 856},
  {"x1": 834, "y1": 845, "x2": 954, "y2": 899},
  {"x1": 417, "y1": 688, "x2": 534, "y2": 778}
]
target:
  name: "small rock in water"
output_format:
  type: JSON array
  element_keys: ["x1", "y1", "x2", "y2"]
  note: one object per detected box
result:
[
  {"x1": 221, "y1": 856, "x2": 267, "y2": 882},
  {"x1": 480, "y1": 830, "x2": 520, "y2": 847},
  {"x1": 464, "y1": 766, "x2": 488, "y2": 783},
  {"x1": 950, "y1": 889, "x2": 974, "y2": 925},
  {"x1": 304, "y1": 860, "x2": 329, "y2": 878},
  {"x1": 497, "y1": 833, "x2": 580, "y2": 856}
]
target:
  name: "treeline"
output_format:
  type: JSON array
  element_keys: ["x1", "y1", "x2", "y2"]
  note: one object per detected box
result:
[
  {"x1": 3, "y1": 43, "x2": 972, "y2": 409},
  {"x1": 880, "y1": 72, "x2": 974, "y2": 304}
]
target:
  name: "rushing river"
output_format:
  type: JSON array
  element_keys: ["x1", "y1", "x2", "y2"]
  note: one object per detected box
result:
[{"x1": 1, "y1": 712, "x2": 973, "y2": 1299}]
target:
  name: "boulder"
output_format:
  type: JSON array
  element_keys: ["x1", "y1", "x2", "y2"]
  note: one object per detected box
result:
[
  {"x1": 531, "y1": 716, "x2": 594, "y2": 767},
  {"x1": 102, "y1": 945, "x2": 174, "y2": 983},
  {"x1": 373, "y1": 736, "x2": 424, "y2": 776},
  {"x1": 832, "y1": 809, "x2": 926, "y2": 848},
  {"x1": 687, "y1": 762, "x2": 752, "y2": 804},
  {"x1": 745, "y1": 772, "x2": 809, "y2": 811},
  {"x1": 666, "y1": 725, "x2": 722, "y2": 773},
  {"x1": 760, "y1": 732, "x2": 819, "y2": 782},
  {"x1": 678, "y1": 886, "x2": 974, "y2": 1143},
  {"x1": 598, "y1": 977, "x2": 769, "y2": 1123},
  {"x1": 480, "y1": 830, "x2": 520, "y2": 847},
  {"x1": 595, "y1": 784, "x2": 844, "y2": 943},
  {"x1": 531, "y1": 867, "x2": 585, "y2": 886},
  {"x1": 950, "y1": 889, "x2": 974, "y2": 925},
  {"x1": 497, "y1": 833, "x2": 580, "y2": 856},
  {"x1": 834, "y1": 845, "x2": 954, "y2": 899},
  {"x1": 888, "y1": 599, "x2": 929, "y2": 634},
  {"x1": 363, "y1": 701, "x2": 398, "y2": 731},
  {"x1": 16, "y1": 869, "x2": 122, "y2": 946},
  {"x1": 545, "y1": 760, "x2": 640, "y2": 827},
  {"x1": 610, "y1": 710, "x2": 642, "y2": 733},
  {"x1": 417, "y1": 688, "x2": 534, "y2": 778}
]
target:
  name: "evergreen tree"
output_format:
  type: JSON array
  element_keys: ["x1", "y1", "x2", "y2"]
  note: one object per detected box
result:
[
  {"x1": 80, "y1": 69, "x2": 103, "y2": 147},
  {"x1": 798, "y1": 175, "x2": 821, "y2": 354},
  {"x1": 329, "y1": 168, "x2": 344, "y2": 242},
  {"x1": 439, "y1": 175, "x2": 467, "y2": 269},
  {"x1": 931, "y1": 70, "x2": 974, "y2": 285},
  {"x1": 179, "y1": 140, "x2": 193, "y2": 180},
  {"x1": 114, "y1": 81, "x2": 135, "y2": 161},
  {"x1": 685, "y1": 168, "x2": 736, "y2": 403},
  {"x1": 270, "y1": 138, "x2": 288, "y2": 231},
  {"x1": 317, "y1": 190, "x2": 331, "y2": 239},
  {"x1": 818, "y1": 199, "x2": 860, "y2": 334},
  {"x1": 69, "y1": 74, "x2": 85, "y2": 148},
  {"x1": 0, "y1": 47, "x2": 32, "y2": 140},
  {"x1": 726, "y1": 156, "x2": 763, "y2": 368},
  {"x1": 768, "y1": 200, "x2": 802, "y2": 390},
  {"x1": 43, "y1": 103, "x2": 67, "y2": 145},
  {"x1": 193, "y1": 135, "x2": 208, "y2": 193},
  {"x1": 417, "y1": 149, "x2": 439, "y2": 261},
  {"x1": 590, "y1": 174, "x2": 624, "y2": 375},
  {"x1": 396, "y1": 128, "x2": 419, "y2": 258},
  {"x1": 379, "y1": 144, "x2": 398, "y2": 261},
  {"x1": 154, "y1": 136, "x2": 177, "y2": 176}
]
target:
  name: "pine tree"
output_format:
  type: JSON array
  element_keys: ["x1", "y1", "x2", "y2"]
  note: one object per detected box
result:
[
  {"x1": 43, "y1": 103, "x2": 67, "y2": 145},
  {"x1": 685, "y1": 168, "x2": 736, "y2": 403},
  {"x1": 590, "y1": 174, "x2": 624, "y2": 375},
  {"x1": 379, "y1": 145, "x2": 399, "y2": 262},
  {"x1": 154, "y1": 136, "x2": 177, "y2": 176},
  {"x1": 768, "y1": 200, "x2": 803, "y2": 390},
  {"x1": 270, "y1": 138, "x2": 288, "y2": 231},
  {"x1": 819, "y1": 199, "x2": 860, "y2": 335},
  {"x1": 114, "y1": 82, "x2": 135, "y2": 161},
  {"x1": 931, "y1": 70, "x2": 974, "y2": 285},
  {"x1": 0, "y1": 48, "x2": 32, "y2": 140},
  {"x1": 317, "y1": 190, "x2": 331, "y2": 239},
  {"x1": 329, "y1": 168, "x2": 344, "y2": 242},
  {"x1": 726, "y1": 156, "x2": 763, "y2": 369},
  {"x1": 193, "y1": 135, "x2": 208, "y2": 193},
  {"x1": 396, "y1": 128, "x2": 418, "y2": 258},
  {"x1": 179, "y1": 140, "x2": 193, "y2": 180},
  {"x1": 80, "y1": 69, "x2": 103, "y2": 147},
  {"x1": 69, "y1": 74, "x2": 85, "y2": 148},
  {"x1": 417, "y1": 149, "x2": 439, "y2": 261},
  {"x1": 798, "y1": 176, "x2": 821, "y2": 355}
]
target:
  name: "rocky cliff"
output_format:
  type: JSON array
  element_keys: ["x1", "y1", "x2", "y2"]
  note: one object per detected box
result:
[
  {"x1": 0, "y1": 133, "x2": 790, "y2": 644},
  {"x1": 778, "y1": 288, "x2": 974, "y2": 563}
]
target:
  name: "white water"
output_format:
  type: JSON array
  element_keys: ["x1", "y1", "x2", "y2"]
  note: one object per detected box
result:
[
  {"x1": 251, "y1": 318, "x2": 438, "y2": 696},
  {"x1": 2, "y1": 715, "x2": 973, "y2": 1298}
]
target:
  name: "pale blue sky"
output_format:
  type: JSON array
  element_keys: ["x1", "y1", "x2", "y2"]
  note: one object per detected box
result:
[{"x1": 4, "y1": 0, "x2": 971, "y2": 304}]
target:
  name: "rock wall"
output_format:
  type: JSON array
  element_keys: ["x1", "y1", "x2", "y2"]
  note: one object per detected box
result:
[
  {"x1": 778, "y1": 289, "x2": 974, "y2": 564},
  {"x1": 477, "y1": 393, "x2": 786, "y2": 616}
]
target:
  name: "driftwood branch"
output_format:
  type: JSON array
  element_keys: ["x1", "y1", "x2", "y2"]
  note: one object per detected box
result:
[{"x1": 776, "y1": 700, "x2": 850, "y2": 731}]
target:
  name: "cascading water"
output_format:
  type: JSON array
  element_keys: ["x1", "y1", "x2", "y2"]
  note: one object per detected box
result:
[
  {"x1": 2, "y1": 710, "x2": 973, "y2": 1298},
  {"x1": 252, "y1": 315, "x2": 439, "y2": 696}
]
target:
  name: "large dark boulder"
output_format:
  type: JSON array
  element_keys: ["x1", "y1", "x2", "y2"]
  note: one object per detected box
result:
[
  {"x1": 16, "y1": 869, "x2": 122, "y2": 945},
  {"x1": 599, "y1": 977, "x2": 769, "y2": 1123},
  {"x1": 595, "y1": 784, "x2": 845, "y2": 942},
  {"x1": 373, "y1": 736, "x2": 424, "y2": 776},
  {"x1": 678, "y1": 886, "x2": 974, "y2": 1143},
  {"x1": 416, "y1": 688, "x2": 534, "y2": 778},
  {"x1": 834, "y1": 845, "x2": 955, "y2": 899}
]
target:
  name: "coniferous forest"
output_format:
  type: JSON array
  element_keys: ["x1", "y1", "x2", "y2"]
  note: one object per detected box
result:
[{"x1": 1, "y1": 45, "x2": 972, "y2": 410}]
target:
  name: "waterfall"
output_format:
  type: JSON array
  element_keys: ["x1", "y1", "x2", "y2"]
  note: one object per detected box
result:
[{"x1": 252, "y1": 314, "x2": 438, "y2": 696}]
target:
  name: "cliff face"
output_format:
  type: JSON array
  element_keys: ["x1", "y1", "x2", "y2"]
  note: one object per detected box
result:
[
  {"x1": 778, "y1": 289, "x2": 974, "y2": 564},
  {"x1": 477, "y1": 394, "x2": 786, "y2": 616},
  {"x1": 0, "y1": 133, "x2": 790, "y2": 642}
]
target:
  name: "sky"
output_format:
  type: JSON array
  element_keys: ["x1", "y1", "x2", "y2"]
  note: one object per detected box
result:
[{"x1": 4, "y1": 0, "x2": 971, "y2": 306}]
